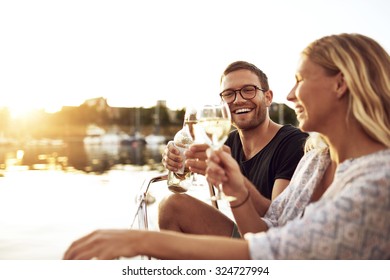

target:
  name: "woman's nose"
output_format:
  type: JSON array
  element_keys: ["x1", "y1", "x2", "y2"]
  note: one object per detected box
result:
[{"x1": 287, "y1": 85, "x2": 297, "y2": 101}]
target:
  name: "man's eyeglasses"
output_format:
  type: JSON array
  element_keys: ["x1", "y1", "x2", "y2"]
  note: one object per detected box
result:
[{"x1": 219, "y1": 85, "x2": 267, "y2": 104}]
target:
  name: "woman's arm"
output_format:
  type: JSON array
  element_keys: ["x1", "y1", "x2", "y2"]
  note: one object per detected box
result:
[
  {"x1": 206, "y1": 149, "x2": 270, "y2": 235},
  {"x1": 63, "y1": 229, "x2": 250, "y2": 260}
]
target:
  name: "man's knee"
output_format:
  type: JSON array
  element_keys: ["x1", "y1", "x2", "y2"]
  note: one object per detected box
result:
[
  {"x1": 158, "y1": 194, "x2": 192, "y2": 230},
  {"x1": 159, "y1": 193, "x2": 189, "y2": 212}
]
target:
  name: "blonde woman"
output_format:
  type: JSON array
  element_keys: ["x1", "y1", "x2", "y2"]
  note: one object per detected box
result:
[{"x1": 64, "y1": 33, "x2": 390, "y2": 260}]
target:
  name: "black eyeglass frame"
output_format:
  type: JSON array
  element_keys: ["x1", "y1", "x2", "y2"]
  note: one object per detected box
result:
[{"x1": 219, "y1": 85, "x2": 267, "y2": 104}]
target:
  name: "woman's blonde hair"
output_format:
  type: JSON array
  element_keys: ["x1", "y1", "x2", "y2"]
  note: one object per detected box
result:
[
  {"x1": 304, "y1": 132, "x2": 327, "y2": 153},
  {"x1": 302, "y1": 33, "x2": 390, "y2": 147}
]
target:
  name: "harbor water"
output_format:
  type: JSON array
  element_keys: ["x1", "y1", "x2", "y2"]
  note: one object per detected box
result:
[
  {"x1": 0, "y1": 140, "x2": 218, "y2": 260},
  {"x1": 0, "y1": 166, "x2": 172, "y2": 260},
  {"x1": 0, "y1": 140, "x2": 170, "y2": 260}
]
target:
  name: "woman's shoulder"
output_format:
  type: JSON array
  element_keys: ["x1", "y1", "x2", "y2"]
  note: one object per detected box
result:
[
  {"x1": 339, "y1": 148, "x2": 390, "y2": 176},
  {"x1": 302, "y1": 147, "x2": 329, "y2": 162},
  {"x1": 289, "y1": 147, "x2": 330, "y2": 182}
]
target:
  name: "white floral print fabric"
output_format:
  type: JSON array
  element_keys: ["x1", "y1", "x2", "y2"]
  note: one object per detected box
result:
[{"x1": 245, "y1": 148, "x2": 390, "y2": 259}]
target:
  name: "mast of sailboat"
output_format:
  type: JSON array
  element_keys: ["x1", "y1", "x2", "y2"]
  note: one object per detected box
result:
[
  {"x1": 154, "y1": 102, "x2": 160, "y2": 135},
  {"x1": 133, "y1": 107, "x2": 141, "y2": 136},
  {"x1": 278, "y1": 103, "x2": 285, "y2": 125}
]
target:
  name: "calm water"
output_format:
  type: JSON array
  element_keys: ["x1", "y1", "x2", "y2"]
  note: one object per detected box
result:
[
  {"x1": 0, "y1": 140, "x2": 170, "y2": 259},
  {"x1": 0, "y1": 140, "x2": 165, "y2": 173},
  {"x1": 0, "y1": 139, "x2": 221, "y2": 260},
  {"x1": 0, "y1": 167, "x2": 170, "y2": 260}
]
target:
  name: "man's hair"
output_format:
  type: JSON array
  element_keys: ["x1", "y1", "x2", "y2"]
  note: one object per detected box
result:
[
  {"x1": 220, "y1": 61, "x2": 269, "y2": 90},
  {"x1": 303, "y1": 33, "x2": 390, "y2": 147}
]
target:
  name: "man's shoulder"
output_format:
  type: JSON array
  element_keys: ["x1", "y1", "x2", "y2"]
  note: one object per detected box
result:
[
  {"x1": 267, "y1": 125, "x2": 308, "y2": 155},
  {"x1": 278, "y1": 125, "x2": 308, "y2": 140},
  {"x1": 226, "y1": 129, "x2": 241, "y2": 152},
  {"x1": 279, "y1": 124, "x2": 306, "y2": 134},
  {"x1": 226, "y1": 129, "x2": 239, "y2": 142}
]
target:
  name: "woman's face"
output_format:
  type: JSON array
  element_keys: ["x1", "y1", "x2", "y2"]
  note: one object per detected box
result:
[{"x1": 287, "y1": 57, "x2": 341, "y2": 134}]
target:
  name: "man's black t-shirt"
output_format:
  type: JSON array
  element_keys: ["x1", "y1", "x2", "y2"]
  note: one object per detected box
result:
[{"x1": 225, "y1": 125, "x2": 308, "y2": 199}]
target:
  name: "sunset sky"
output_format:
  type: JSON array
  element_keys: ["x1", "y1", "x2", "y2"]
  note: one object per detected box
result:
[{"x1": 1, "y1": 0, "x2": 389, "y2": 116}]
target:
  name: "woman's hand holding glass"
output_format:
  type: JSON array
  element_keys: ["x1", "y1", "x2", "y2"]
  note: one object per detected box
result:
[
  {"x1": 197, "y1": 102, "x2": 235, "y2": 201},
  {"x1": 205, "y1": 148, "x2": 247, "y2": 201}
]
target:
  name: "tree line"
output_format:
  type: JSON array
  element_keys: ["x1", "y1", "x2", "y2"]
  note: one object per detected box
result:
[{"x1": 0, "y1": 100, "x2": 296, "y2": 141}]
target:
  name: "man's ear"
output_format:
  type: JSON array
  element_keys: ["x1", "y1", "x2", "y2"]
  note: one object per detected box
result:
[
  {"x1": 336, "y1": 72, "x2": 348, "y2": 99},
  {"x1": 265, "y1": 90, "x2": 273, "y2": 106}
]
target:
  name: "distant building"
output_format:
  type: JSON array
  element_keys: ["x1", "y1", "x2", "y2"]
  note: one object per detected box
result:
[
  {"x1": 84, "y1": 97, "x2": 109, "y2": 112},
  {"x1": 156, "y1": 100, "x2": 167, "y2": 108},
  {"x1": 63, "y1": 97, "x2": 179, "y2": 124},
  {"x1": 83, "y1": 97, "x2": 121, "y2": 119}
]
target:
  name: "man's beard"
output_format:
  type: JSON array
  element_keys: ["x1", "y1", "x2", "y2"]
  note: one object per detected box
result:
[{"x1": 232, "y1": 102, "x2": 267, "y2": 131}]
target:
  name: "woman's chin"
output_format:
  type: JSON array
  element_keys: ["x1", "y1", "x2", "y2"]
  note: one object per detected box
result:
[{"x1": 297, "y1": 120, "x2": 310, "y2": 132}]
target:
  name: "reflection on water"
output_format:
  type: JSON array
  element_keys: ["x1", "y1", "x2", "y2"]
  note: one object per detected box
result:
[
  {"x1": 0, "y1": 139, "x2": 165, "y2": 173},
  {"x1": 0, "y1": 136, "x2": 171, "y2": 260},
  {"x1": 0, "y1": 167, "x2": 169, "y2": 259}
]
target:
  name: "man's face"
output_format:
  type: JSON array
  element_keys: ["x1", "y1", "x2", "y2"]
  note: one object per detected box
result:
[{"x1": 221, "y1": 69, "x2": 271, "y2": 131}]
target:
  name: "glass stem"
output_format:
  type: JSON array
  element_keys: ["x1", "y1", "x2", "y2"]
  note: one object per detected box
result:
[{"x1": 216, "y1": 183, "x2": 223, "y2": 199}]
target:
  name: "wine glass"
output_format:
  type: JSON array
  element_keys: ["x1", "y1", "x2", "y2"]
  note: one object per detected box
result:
[
  {"x1": 184, "y1": 105, "x2": 212, "y2": 187},
  {"x1": 197, "y1": 102, "x2": 235, "y2": 201},
  {"x1": 168, "y1": 105, "x2": 201, "y2": 193},
  {"x1": 183, "y1": 105, "x2": 201, "y2": 185}
]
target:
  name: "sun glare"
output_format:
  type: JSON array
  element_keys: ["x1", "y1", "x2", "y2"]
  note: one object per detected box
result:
[
  {"x1": 7, "y1": 103, "x2": 63, "y2": 119},
  {"x1": 8, "y1": 105, "x2": 37, "y2": 119}
]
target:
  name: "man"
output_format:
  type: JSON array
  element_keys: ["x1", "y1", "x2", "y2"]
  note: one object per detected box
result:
[{"x1": 160, "y1": 61, "x2": 308, "y2": 237}]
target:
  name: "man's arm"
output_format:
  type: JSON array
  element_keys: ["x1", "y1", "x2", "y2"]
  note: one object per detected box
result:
[
  {"x1": 239, "y1": 177, "x2": 289, "y2": 221},
  {"x1": 243, "y1": 177, "x2": 271, "y2": 216},
  {"x1": 271, "y1": 178, "x2": 290, "y2": 200}
]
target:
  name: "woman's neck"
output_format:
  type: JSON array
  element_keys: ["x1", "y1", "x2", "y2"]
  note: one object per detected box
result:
[{"x1": 324, "y1": 119, "x2": 386, "y2": 164}]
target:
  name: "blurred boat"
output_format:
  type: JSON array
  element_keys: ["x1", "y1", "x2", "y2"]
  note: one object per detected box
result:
[
  {"x1": 0, "y1": 134, "x2": 16, "y2": 146},
  {"x1": 26, "y1": 138, "x2": 65, "y2": 147},
  {"x1": 145, "y1": 101, "x2": 167, "y2": 146},
  {"x1": 83, "y1": 124, "x2": 106, "y2": 145},
  {"x1": 120, "y1": 131, "x2": 146, "y2": 146},
  {"x1": 83, "y1": 124, "x2": 137, "y2": 146},
  {"x1": 145, "y1": 134, "x2": 166, "y2": 146}
]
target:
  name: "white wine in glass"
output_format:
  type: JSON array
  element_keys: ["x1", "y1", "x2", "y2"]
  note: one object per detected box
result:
[{"x1": 197, "y1": 102, "x2": 235, "y2": 201}]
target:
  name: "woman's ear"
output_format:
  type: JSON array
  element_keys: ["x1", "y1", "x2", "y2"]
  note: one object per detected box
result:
[{"x1": 336, "y1": 72, "x2": 348, "y2": 99}]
